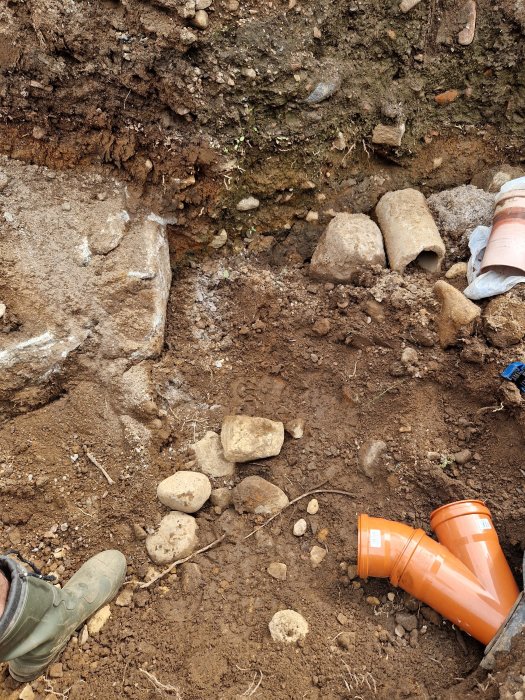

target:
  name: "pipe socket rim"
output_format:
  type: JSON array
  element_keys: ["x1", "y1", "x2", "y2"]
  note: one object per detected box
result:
[{"x1": 430, "y1": 499, "x2": 489, "y2": 532}]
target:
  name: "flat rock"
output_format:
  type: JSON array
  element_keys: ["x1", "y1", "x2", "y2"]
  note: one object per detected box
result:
[
  {"x1": 192, "y1": 430, "x2": 235, "y2": 477},
  {"x1": 146, "y1": 512, "x2": 199, "y2": 565},
  {"x1": 115, "y1": 587, "x2": 134, "y2": 607},
  {"x1": 18, "y1": 686, "x2": 35, "y2": 700},
  {"x1": 210, "y1": 487, "x2": 233, "y2": 512},
  {"x1": 358, "y1": 439, "x2": 387, "y2": 478},
  {"x1": 372, "y1": 123, "x2": 405, "y2": 147},
  {"x1": 221, "y1": 415, "x2": 284, "y2": 462},
  {"x1": 87, "y1": 605, "x2": 111, "y2": 635},
  {"x1": 285, "y1": 417, "x2": 304, "y2": 439},
  {"x1": 310, "y1": 545, "x2": 326, "y2": 568},
  {"x1": 233, "y1": 476, "x2": 289, "y2": 515},
  {"x1": 395, "y1": 612, "x2": 418, "y2": 632},
  {"x1": 310, "y1": 213, "x2": 385, "y2": 283},
  {"x1": 237, "y1": 196, "x2": 260, "y2": 211},
  {"x1": 267, "y1": 562, "x2": 287, "y2": 580},
  {"x1": 269, "y1": 610, "x2": 308, "y2": 643},
  {"x1": 434, "y1": 281, "x2": 481, "y2": 349},
  {"x1": 482, "y1": 296, "x2": 525, "y2": 348},
  {"x1": 157, "y1": 471, "x2": 211, "y2": 513},
  {"x1": 445, "y1": 262, "x2": 468, "y2": 279}
]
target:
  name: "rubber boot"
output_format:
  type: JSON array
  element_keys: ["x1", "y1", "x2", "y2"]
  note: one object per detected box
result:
[{"x1": 0, "y1": 550, "x2": 126, "y2": 682}]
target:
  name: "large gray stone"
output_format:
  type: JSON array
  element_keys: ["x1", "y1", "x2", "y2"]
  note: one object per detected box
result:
[
  {"x1": 192, "y1": 430, "x2": 235, "y2": 477},
  {"x1": 309, "y1": 213, "x2": 386, "y2": 283},
  {"x1": 233, "y1": 476, "x2": 289, "y2": 515}
]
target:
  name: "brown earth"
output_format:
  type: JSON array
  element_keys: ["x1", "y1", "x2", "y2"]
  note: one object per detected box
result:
[{"x1": 0, "y1": 0, "x2": 525, "y2": 699}]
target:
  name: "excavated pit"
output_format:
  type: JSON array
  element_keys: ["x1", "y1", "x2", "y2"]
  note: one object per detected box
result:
[{"x1": 0, "y1": 1, "x2": 524, "y2": 698}]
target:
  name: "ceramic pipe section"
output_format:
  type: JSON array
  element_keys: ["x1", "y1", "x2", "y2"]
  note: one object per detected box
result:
[
  {"x1": 375, "y1": 188, "x2": 446, "y2": 273},
  {"x1": 480, "y1": 189, "x2": 525, "y2": 274},
  {"x1": 358, "y1": 513, "x2": 519, "y2": 645}
]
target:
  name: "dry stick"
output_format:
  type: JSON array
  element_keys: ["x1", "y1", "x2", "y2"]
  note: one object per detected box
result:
[
  {"x1": 244, "y1": 489, "x2": 355, "y2": 541},
  {"x1": 139, "y1": 668, "x2": 182, "y2": 697},
  {"x1": 140, "y1": 535, "x2": 226, "y2": 589},
  {"x1": 83, "y1": 447, "x2": 115, "y2": 485}
]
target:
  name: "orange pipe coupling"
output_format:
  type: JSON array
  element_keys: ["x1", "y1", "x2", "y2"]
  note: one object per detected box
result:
[{"x1": 358, "y1": 500, "x2": 520, "y2": 646}]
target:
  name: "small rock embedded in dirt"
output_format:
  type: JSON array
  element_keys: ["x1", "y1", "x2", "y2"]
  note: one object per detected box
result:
[
  {"x1": 293, "y1": 518, "x2": 307, "y2": 536},
  {"x1": 409, "y1": 629, "x2": 419, "y2": 648},
  {"x1": 181, "y1": 562, "x2": 202, "y2": 593},
  {"x1": 221, "y1": 414, "x2": 284, "y2": 462},
  {"x1": 395, "y1": 612, "x2": 418, "y2": 632},
  {"x1": 133, "y1": 523, "x2": 148, "y2": 541},
  {"x1": 236, "y1": 196, "x2": 260, "y2": 211},
  {"x1": 372, "y1": 122, "x2": 405, "y2": 147},
  {"x1": 337, "y1": 631, "x2": 355, "y2": 650},
  {"x1": 146, "y1": 512, "x2": 199, "y2": 565},
  {"x1": 209, "y1": 229, "x2": 228, "y2": 249},
  {"x1": 500, "y1": 381, "x2": 522, "y2": 408},
  {"x1": 0, "y1": 171, "x2": 10, "y2": 192},
  {"x1": 307, "y1": 498, "x2": 319, "y2": 515},
  {"x1": 366, "y1": 596, "x2": 381, "y2": 606},
  {"x1": 18, "y1": 685, "x2": 35, "y2": 700},
  {"x1": 267, "y1": 562, "x2": 287, "y2": 580},
  {"x1": 210, "y1": 487, "x2": 233, "y2": 512},
  {"x1": 192, "y1": 430, "x2": 235, "y2": 477},
  {"x1": 269, "y1": 610, "x2": 308, "y2": 643},
  {"x1": 358, "y1": 439, "x2": 387, "y2": 478},
  {"x1": 305, "y1": 80, "x2": 340, "y2": 104},
  {"x1": 115, "y1": 587, "x2": 134, "y2": 607},
  {"x1": 421, "y1": 606, "x2": 442, "y2": 626},
  {"x1": 394, "y1": 624, "x2": 405, "y2": 637},
  {"x1": 312, "y1": 317, "x2": 331, "y2": 336},
  {"x1": 191, "y1": 9, "x2": 208, "y2": 28},
  {"x1": 347, "y1": 564, "x2": 358, "y2": 580},
  {"x1": 285, "y1": 417, "x2": 305, "y2": 439},
  {"x1": 87, "y1": 605, "x2": 111, "y2": 635},
  {"x1": 310, "y1": 213, "x2": 386, "y2": 283},
  {"x1": 434, "y1": 280, "x2": 481, "y2": 349},
  {"x1": 483, "y1": 295, "x2": 525, "y2": 348},
  {"x1": 445, "y1": 262, "x2": 468, "y2": 279},
  {"x1": 401, "y1": 347, "x2": 418, "y2": 367},
  {"x1": 157, "y1": 471, "x2": 212, "y2": 513},
  {"x1": 337, "y1": 612, "x2": 349, "y2": 625},
  {"x1": 434, "y1": 89, "x2": 460, "y2": 105},
  {"x1": 427, "y1": 185, "x2": 495, "y2": 241},
  {"x1": 0, "y1": 302, "x2": 6, "y2": 319},
  {"x1": 233, "y1": 475, "x2": 289, "y2": 515},
  {"x1": 452, "y1": 449, "x2": 472, "y2": 465},
  {"x1": 310, "y1": 545, "x2": 326, "y2": 567}
]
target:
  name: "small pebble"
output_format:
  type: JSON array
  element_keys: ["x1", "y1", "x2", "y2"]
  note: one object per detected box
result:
[
  {"x1": 237, "y1": 196, "x2": 260, "y2": 211},
  {"x1": 394, "y1": 624, "x2": 405, "y2": 638},
  {"x1": 336, "y1": 612, "x2": 348, "y2": 625},
  {"x1": 366, "y1": 596, "x2": 380, "y2": 606},
  {"x1": 337, "y1": 631, "x2": 355, "y2": 650},
  {"x1": 285, "y1": 418, "x2": 305, "y2": 439},
  {"x1": 307, "y1": 498, "x2": 319, "y2": 515},
  {"x1": 293, "y1": 518, "x2": 307, "y2": 536},
  {"x1": 191, "y1": 9, "x2": 209, "y2": 28},
  {"x1": 269, "y1": 610, "x2": 308, "y2": 643},
  {"x1": 310, "y1": 545, "x2": 326, "y2": 567},
  {"x1": 267, "y1": 562, "x2": 287, "y2": 580},
  {"x1": 387, "y1": 592, "x2": 395, "y2": 602}
]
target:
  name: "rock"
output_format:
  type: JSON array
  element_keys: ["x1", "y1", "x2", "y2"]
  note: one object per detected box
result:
[
  {"x1": 269, "y1": 610, "x2": 308, "y2": 643},
  {"x1": 434, "y1": 89, "x2": 460, "y2": 105},
  {"x1": 372, "y1": 123, "x2": 405, "y2": 147},
  {"x1": 79, "y1": 625, "x2": 89, "y2": 645},
  {"x1": 394, "y1": 624, "x2": 405, "y2": 637},
  {"x1": 90, "y1": 210, "x2": 129, "y2": 255},
  {"x1": 157, "y1": 471, "x2": 212, "y2": 513},
  {"x1": 358, "y1": 439, "x2": 387, "y2": 478},
  {"x1": 347, "y1": 564, "x2": 358, "y2": 580},
  {"x1": 305, "y1": 80, "x2": 340, "y2": 104},
  {"x1": 409, "y1": 629, "x2": 419, "y2": 648},
  {"x1": 395, "y1": 612, "x2": 418, "y2": 632},
  {"x1": 501, "y1": 381, "x2": 522, "y2": 408},
  {"x1": 401, "y1": 347, "x2": 418, "y2": 367},
  {"x1": 267, "y1": 562, "x2": 287, "y2": 580},
  {"x1": 434, "y1": 281, "x2": 481, "y2": 348},
  {"x1": 453, "y1": 449, "x2": 472, "y2": 465},
  {"x1": 209, "y1": 229, "x2": 228, "y2": 249},
  {"x1": 376, "y1": 189, "x2": 445, "y2": 273},
  {"x1": 115, "y1": 587, "x2": 134, "y2": 607},
  {"x1": 337, "y1": 631, "x2": 355, "y2": 650},
  {"x1": 306, "y1": 210, "x2": 319, "y2": 222},
  {"x1": 310, "y1": 545, "x2": 326, "y2": 567},
  {"x1": 221, "y1": 415, "x2": 284, "y2": 462},
  {"x1": 460, "y1": 338, "x2": 486, "y2": 364},
  {"x1": 237, "y1": 196, "x2": 260, "y2": 211},
  {"x1": 471, "y1": 165, "x2": 525, "y2": 192},
  {"x1": 337, "y1": 612, "x2": 349, "y2": 625},
  {"x1": 180, "y1": 562, "x2": 202, "y2": 593},
  {"x1": 87, "y1": 605, "x2": 111, "y2": 635},
  {"x1": 285, "y1": 418, "x2": 304, "y2": 439},
  {"x1": 483, "y1": 296, "x2": 525, "y2": 348},
  {"x1": 366, "y1": 596, "x2": 381, "y2": 606},
  {"x1": 210, "y1": 487, "x2": 233, "y2": 512},
  {"x1": 445, "y1": 262, "x2": 468, "y2": 279},
  {"x1": 18, "y1": 686, "x2": 35, "y2": 700},
  {"x1": 310, "y1": 213, "x2": 386, "y2": 283},
  {"x1": 132, "y1": 523, "x2": 148, "y2": 541},
  {"x1": 427, "y1": 186, "x2": 495, "y2": 241},
  {"x1": 0, "y1": 302, "x2": 5, "y2": 319},
  {"x1": 233, "y1": 476, "x2": 289, "y2": 515},
  {"x1": 293, "y1": 518, "x2": 307, "y2": 536},
  {"x1": 241, "y1": 67, "x2": 257, "y2": 79},
  {"x1": 0, "y1": 171, "x2": 9, "y2": 192},
  {"x1": 146, "y1": 512, "x2": 199, "y2": 565},
  {"x1": 196, "y1": 0, "x2": 212, "y2": 8},
  {"x1": 312, "y1": 318, "x2": 331, "y2": 336},
  {"x1": 191, "y1": 9, "x2": 208, "y2": 27},
  {"x1": 307, "y1": 498, "x2": 319, "y2": 515},
  {"x1": 421, "y1": 606, "x2": 442, "y2": 626},
  {"x1": 192, "y1": 430, "x2": 235, "y2": 477}
]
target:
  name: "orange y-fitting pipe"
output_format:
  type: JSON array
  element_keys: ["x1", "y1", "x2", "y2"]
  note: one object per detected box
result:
[{"x1": 358, "y1": 500, "x2": 519, "y2": 645}]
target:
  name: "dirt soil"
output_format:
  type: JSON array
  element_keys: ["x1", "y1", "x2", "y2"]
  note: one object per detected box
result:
[{"x1": 0, "y1": 0, "x2": 525, "y2": 699}]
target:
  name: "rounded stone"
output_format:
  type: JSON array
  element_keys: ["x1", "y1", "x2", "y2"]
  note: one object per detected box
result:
[
  {"x1": 233, "y1": 476, "x2": 289, "y2": 515},
  {"x1": 293, "y1": 518, "x2": 307, "y2": 536},
  {"x1": 157, "y1": 471, "x2": 212, "y2": 513},
  {"x1": 269, "y1": 610, "x2": 308, "y2": 643},
  {"x1": 146, "y1": 512, "x2": 199, "y2": 565}
]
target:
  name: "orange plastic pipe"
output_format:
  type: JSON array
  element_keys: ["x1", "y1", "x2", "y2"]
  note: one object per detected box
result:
[
  {"x1": 430, "y1": 500, "x2": 519, "y2": 614},
  {"x1": 358, "y1": 513, "x2": 519, "y2": 645}
]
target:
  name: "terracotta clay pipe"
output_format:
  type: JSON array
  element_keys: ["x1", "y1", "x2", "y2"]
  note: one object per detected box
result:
[{"x1": 358, "y1": 502, "x2": 520, "y2": 646}]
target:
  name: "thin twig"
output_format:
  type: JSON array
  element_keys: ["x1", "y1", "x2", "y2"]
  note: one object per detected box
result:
[
  {"x1": 139, "y1": 668, "x2": 182, "y2": 697},
  {"x1": 140, "y1": 535, "x2": 226, "y2": 589},
  {"x1": 83, "y1": 446, "x2": 115, "y2": 485},
  {"x1": 244, "y1": 489, "x2": 354, "y2": 540}
]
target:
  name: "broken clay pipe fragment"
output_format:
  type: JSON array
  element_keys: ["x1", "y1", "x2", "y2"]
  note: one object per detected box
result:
[
  {"x1": 358, "y1": 501, "x2": 520, "y2": 646},
  {"x1": 480, "y1": 189, "x2": 525, "y2": 275},
  {"x1": 375, "y1": 188, "x2": 446, "y2": 273}
]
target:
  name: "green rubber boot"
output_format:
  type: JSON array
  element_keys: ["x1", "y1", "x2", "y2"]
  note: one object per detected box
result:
[{"x1": 0, "y1": 550, "x2": 126, "y2": 682}]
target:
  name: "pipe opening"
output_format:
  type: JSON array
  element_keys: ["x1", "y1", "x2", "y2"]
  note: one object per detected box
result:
[{"x1": 412, "y1": 250, "x2": 440, "y2": 272}]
